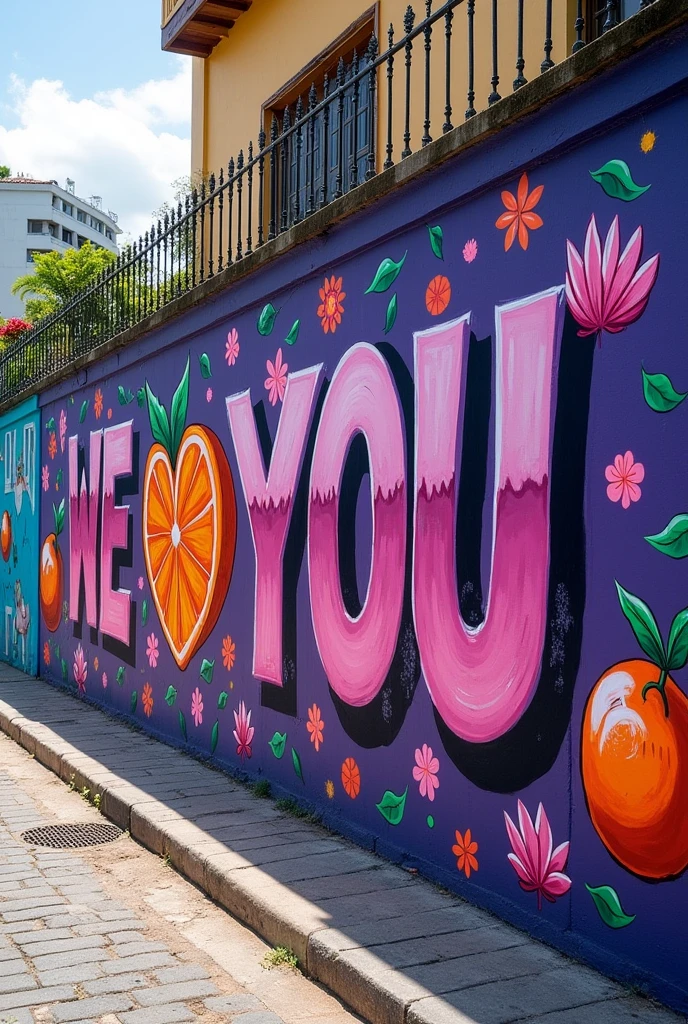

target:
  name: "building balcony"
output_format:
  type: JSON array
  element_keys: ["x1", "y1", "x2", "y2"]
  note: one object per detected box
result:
[{"x1": 161, "y1": 0, "x2": 253, "y2": 57}]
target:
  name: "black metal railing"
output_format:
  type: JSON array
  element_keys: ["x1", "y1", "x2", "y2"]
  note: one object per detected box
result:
[{"x1": 0, "y1": 0, "x2": 657, "y2": 404}]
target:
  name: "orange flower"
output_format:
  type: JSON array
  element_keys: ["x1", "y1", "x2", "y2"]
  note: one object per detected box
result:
[
  {"x1": 107, "y1": 408, "x2": 112, "y2": 420},
  {"x1": 426, "y1": 275, "x2": 451, "y2": 316},
  {"x1": 341, "y1": 757, "x2": 360, "y2": 799},
  {"x1": 495, "y1": 172, "x2": 544, "y2": 251},
  {"x1": 93, "y1": 656, "x2": 99, "y2": 672},
  {"x1": 306, "y1": 704, "x2": 324, "y2": 752},
  {"x1": 142, "y1": 682, "x2": 154, "y2": 718},
  {"x1": 94, "y1": 388, "x2": 103, "y2": 419},
  {"x1": 317, "y1": 275, "x2": 345, "y2": 334},
  {"x1": 452, "y1": 828, "x2": 479, "y2": 878},
  {"x1": 222, "y1": 635, "x2": 236, "y2": 670},
  {"x1": 48, "y1": 432, "x2": 57, "y2": 459},
  {"x1": 43, "y1": 641, "x2": 50, "y2": 666}
]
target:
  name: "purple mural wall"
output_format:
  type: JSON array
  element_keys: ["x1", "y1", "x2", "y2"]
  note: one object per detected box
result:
[{"x1": 37, "y1": 56, "x2": 688, "y2": 1014}]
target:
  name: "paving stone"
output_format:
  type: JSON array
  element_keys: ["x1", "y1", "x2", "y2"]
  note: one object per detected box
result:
[
  {"x1": 0, "y1": 959, "x2": 30, "y2": 977},
  {"x1": 10, "y1": 927, "x2": 73, "y2": 944},
  {"x1": 31, "y1": 947, "x2": 111, "y2": 971},
  {"x1": 83, "y1": 972, "x2": 148, "y2": 995},
  {"x1": 37, "y1": 963, "x2": 105, "y2": 987},
  {"x1": 0, "y1": 1007, "x2": 34, "y2": 1024},
  {"x1": 51, "y1": 993, "x2": 134, "y2": 1022},
  {"x1": 0, "y1": 984, "x2": 75, "y2": 1011},
  {"x1": 74, "y1": 920, "x2": 140, "y2": 936},
  {"x1": 521, "y1": 997, "x2": 688, "y2": 1023},
  {"x1": 0, "y1": 974, "x2": 36, "y2": 994},
  {"x1": 154, "y1": 964, "x2": 210, "y2": 984},
  {"x1": 14, "y1": 933, "x2": 106, "y2": 956},
  {"x1": 111, "y1": 940, "x2": 168, "y2": 957},
  {"x1": 204, "y1": 994, "x2": 263, "y2": 1012},
  {"x1": 119, "y1": 1006, "x2": 196, "y2": 1024},
  {"x1": 102, "y1": 951, "x2": 176, "y2": 974},
  {"x1": 134, "y1": 978, "x2": 219, "y2": 1005}
]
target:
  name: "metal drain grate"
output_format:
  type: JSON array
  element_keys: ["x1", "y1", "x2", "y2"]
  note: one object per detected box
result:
[{"x1": 21, "y1": 822, "x2": 123, "y2": 849}]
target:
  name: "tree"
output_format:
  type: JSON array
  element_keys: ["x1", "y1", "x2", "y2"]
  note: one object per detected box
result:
[
  {"x1": 0, "y1": 166, "x2": 9, "y2": 179},
  {"x1": 11, "y1": 242, "x2": 117, "y2": 322}
]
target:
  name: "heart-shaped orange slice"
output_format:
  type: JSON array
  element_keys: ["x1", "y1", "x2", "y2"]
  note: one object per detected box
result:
[{"x1": 142, "y1": 424, "x2": 236, "y2": 669}]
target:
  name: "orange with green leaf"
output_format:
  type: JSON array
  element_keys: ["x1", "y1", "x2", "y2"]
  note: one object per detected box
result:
[
  {"x1": 581, "y1": 582, "x2": 688, "y2": 880},
  {"x1": 142, "y1": 359, "x2": 237, "y2": 670},
  {"x1": 40, "y1": 500, "x2": 65, "y2": 633}
]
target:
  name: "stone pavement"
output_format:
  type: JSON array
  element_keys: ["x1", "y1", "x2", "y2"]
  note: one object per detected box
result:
[{"x1": 0, "y1": 664, "x2": 684, "y2": 1024}]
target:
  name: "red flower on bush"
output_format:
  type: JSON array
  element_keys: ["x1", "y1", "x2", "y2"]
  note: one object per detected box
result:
[{"x1": 0, "y1": 318, "x2": 32, "y2": 341}]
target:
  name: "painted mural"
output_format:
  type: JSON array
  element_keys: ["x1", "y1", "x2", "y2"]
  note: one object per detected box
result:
[
  {"x1": 36, "y1": 99, "x2": 688, "y2": 1011},
  {"x1": 0, "y1": 397, "x2": 39, "y2": 676}
]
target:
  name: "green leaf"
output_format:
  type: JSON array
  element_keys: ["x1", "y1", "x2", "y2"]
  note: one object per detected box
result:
[
  {"x1": 118, "y1": 385, "x2": 134, "y2": 405},
  {"x1": 269, "y1": 731, "x2": 287, "y2": 758},
  {"x1": 210, "y1": 720, "x2": 219, "y2": 754},
  {"x1": 164, "y1": 685, "x2": 177, "y2": 707},
  {"x1": 130, "y1": 690, "x2": 138, "y2": 714},
  {"x1": 79, "y1": 400, "x2": 89, "y2": 423},
  {"x1": 200, "y1": 658, "x2": 215, "y2": 684},
  {"x1": 53, "y1": 499, "x2": 65, "y2": 536},
  {"x1": 384, "y1": 293, "x2": 398, "y2": 335},
  {"x1": 376, "y1": 787, "x2": 408, "y2": 826},
  {"x1": 291, "y1": 747, "x2": 304, "y2": 782},
  {"x1": 285, "y1": 319, "x2": 300, "y2": 346},
  {"x1": 615, "y1": 581, "x2": 665, "y2": 667},
  {"x1": 667, "y1": 607, "x2": 688, "y2": 671},
  {"x1": 365, "y1": 252, "x2": 407, "y2": 294},
  {"x1": 169, "y1": 358, "x2": 190, "y2": 466},
  {"x1": 645, "y1": 514, "x2": 688, "y2": 559},
  {"x1": 217, "y1": 691, "x2": 228, "y2": 710},
  {"x1": 60, "y1": 658, "x2": 68, "y2": 681},
  {"x1": 54, "y1": 644, "x2": 60, "y2": 660},
  {"x1": 642, "y1": 368, "x2": 687, "y2": 413},
  {"x1": 45, "y1": 417, "x2": 55, "y2": 431},
  {"x1": 199, "y1": 353, "x2": 212, "y2": 379},
  {"x1": 136, "y1": 387, "x2": 146, "y2": 407},
  {"x1": 116, "y1": 665, "x2": 125, "y2": 686},
  {"x1": 590, "y1": 160, "x2": 651, "y2": 202},
  {"x1": 141, "y1": 599, "x2": 148, "y2": 626},
  {"x1": 56, "y1": 468, "x2": 63, "y2": 488},
  {"x1": 428, "y1": 225, "x2": 443, "y2": 260},
  {"x1": 585, "y1": 884, "x2": 635, "y2": 928},
  {"x1": 145, "y1": 382, "x2": 172, "y2": 454},
  {"x1": 179, "y1": 710, "x2": 187, "y2": 741},
  {"x1": 257, "y1": 302, "x2": 278, "y2": 336}
]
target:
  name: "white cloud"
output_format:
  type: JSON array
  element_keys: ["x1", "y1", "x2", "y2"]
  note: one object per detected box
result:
[{"x1": 0, "y1": 59, "x2": 191, "y2": 241}]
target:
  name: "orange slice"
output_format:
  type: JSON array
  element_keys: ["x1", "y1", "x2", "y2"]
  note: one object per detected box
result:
[{"x1": 142, "y1": 425, "x2": 236, "y2": 669}]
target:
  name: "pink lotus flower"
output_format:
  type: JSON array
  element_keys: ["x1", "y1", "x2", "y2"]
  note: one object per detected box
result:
[
  {"x1": 463, "y1": 239, "x2": 478, "y2": 263},
  {"x1": 102, "y1": 672, "x2": 108, "y2": 689},
  {"x1": 206, "y1": 387, "x2": 213, "y2": 403},
  {"x1": 233, "y1": 700, "x2": 254, "y2": 760},
  {"x1": 265, "y1": 348, "x2": 287, "y2": 406},
  {"x1": 73, "y1": 644, "x2": 87, "y2": 694},
  {"x1": 191, "y1": 687, "x2": 203, "y2": 727},
  {"x1": 605, "y1": 451, "x2": 644, "y2": 508},
  {"x1": 412, "y1": 744, "x2": 440, "y2": 801},
  {"x1": 565, "y1": 214, "x2": 659, "y2": 343},
  {"x1": 225, "y1": 328, "x2": 240, "y2": 366},
  {"x1": 59, "y1": 409, "x2": 67, "y2": 452},
  {"x1": 504, "y1": 800, "x2": 571, "y2": 910},
  {"x1": 137, "y1": 576, "x2": 144, "y2": 591},
  {"x1": 41, "y1": 465, "x2": 49, "y2": 492},
  {"x1": 146, "y1": 632, "x2": 159, "y2": 668}
]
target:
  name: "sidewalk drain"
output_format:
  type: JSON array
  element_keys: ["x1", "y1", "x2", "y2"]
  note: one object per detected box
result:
[{"x1": 20, "y1": 822, "x2": 123, "y2": 849}]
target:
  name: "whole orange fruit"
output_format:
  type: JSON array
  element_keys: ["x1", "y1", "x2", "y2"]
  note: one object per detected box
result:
[
  {"x1": 581, "y1": 659, "x2": 688, "y2": 880},
  {"x1": 40, "y1": 533, "x2": 63, "y2": 633},
  {"x1": 1, "y1": 510, "x2": 11, "y2": 562}
]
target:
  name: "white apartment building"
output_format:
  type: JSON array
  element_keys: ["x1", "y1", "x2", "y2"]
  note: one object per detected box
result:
[{"x1": 0, "y1": 176, "x2": 122, "y2": 319}]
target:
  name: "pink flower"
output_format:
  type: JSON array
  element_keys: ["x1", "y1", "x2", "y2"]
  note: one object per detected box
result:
[
  {"x1": 73, "y1": 644, "x2": 87, "y2": 694},
  {"x1": 146, "y1": 632, "x2": 159, "y2": 668},
  {"x1": 137, "y1": 576, "x2": 144, "y2": 591},
  {"x1": 59, "y1": 409, "x2": 67, "y2": 452},
  {"x1": 41, "y1": 465, "x2": 49, "y2": 492},
  {"x1": 233, "y1": 700, "x2": 254, "y2": 760},
  {"x1": 412, "y1": 744, "x2": 440, "y2": 801},
  {"x1": 605, "y1": 451, "x2": 644, "y2": 508},
  {"x1": 265, "y1": 348, "x2": 287, "y2": 406},
  {"x1": 225, "y1": 328, "x2": 240, "y2": 366},
  {"x1": 565, "y1": 215, "x2": 659, "y2": 343},
  {"x1": 463, "y1": 239, "x2": 478, "y2": 263},
  {"x1": 504, "y1": 800, "x2": 572, "y2": 911},
  {"x1": 191, "y1": 687, "x2": 203, "y2": 727},
  {"x1": 206, "y1": 387, "x2": 213, "y2": 403},
  {"x1": 102, "y1": 672, "x2": 108, "y2": 689}
]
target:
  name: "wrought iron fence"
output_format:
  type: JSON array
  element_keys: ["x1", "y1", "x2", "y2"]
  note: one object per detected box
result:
[{"x1": 0, "y1": 0, "x2": 657, "y2": 404}]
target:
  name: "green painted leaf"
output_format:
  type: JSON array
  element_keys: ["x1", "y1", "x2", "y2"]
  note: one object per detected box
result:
[
  {"x1": 164, "y1": 685, "x2": 177, "y2": 706},
  {"x1": 384, "y1": 293, "x2": 398, "y2": 335},
  {"x1": 54, "y1": 645, "x2": 60, "y2": 660},
  {"x1": 60, "y1": 658, "x2": 68, "y2": 681},
  {"x1": 667, "y1": 606, "x2": 688, "y2": 671},
  {"x1": 291, "y1": 746, "x2": 304, "y2": 782},
  {"x1": 615, "y1": 581, "x2": 665, "y2": 666},
  {"x1": 179, "y1": 710, "x2": 187, "y2": 741},
  {"x1": 211, "y1": 720, "x2": 219, "y2": 754},
  {"x1": 118, "y1": 385, "x2": 134, "y2": 405},
  {"x1": 285, "y1": 319, "x2": 300, "y2": 346},
  {"x1": 116, "y1": 665, "x2": 125, "y2": 686},
  {"x1": 199, "y1": 353, "x2": 212, "y2": 379},
  {"x1": 642, "y1": 368, "x2": 687, "y2": 413},
  {"x1": 145, "y1": 382, "x2": 172, "y2": 453},
  {"x1": 590, "y1": 160, "x2": 650, "y2": 202},
  {"x1": 68, "y1": 394, "x2": 74, "y2": 405},
  {"x1": 53, "y1": 499, "x2": 65, "y2": 536},
  {"x1": 79, "y1": 400, "x2": 89, "y2": 423},
  {"x1": 269, "y1": 731, "x2": 287, "y2": 758},
  {"x1": 426, "y1": 815, "x2": 435, "y2": 828},
  {"x1": 141, "y1": 599, "x2": 148, "y2": 626},
  {"x1": 136, "y1": 387, "x2": 146, "y2": 407},
  {"x1": 585, "y1": 884, "x2": 635, "y2": 928},
  {"x1": 45, "y1": 417, "x2": 55, "y2": 431},
  {"x1": 365, "y1": 252, "x2": 407, "y2": 294},
  {"x1": 169, "y1": 357, "x2": 190, "y2": 466},
  {"x1": 56, "y1": 468, "x2": 63, "y2": 488},
  {"x1": 217, "y1": 691, "x2": 228, "y2": 710},
  {"x1": 428, "y1": 225, "x2": 444, "y2": 260},
  {"x1": 645, "y1": 514, "x2": 688, "y2": 559},
  {"x1": 376, "y1": 787, "x2": 408, "y2": 826},
  {"x1": 200, "y1": 658, "x2": 215, "y2": 684},
  {"x1": 130, "y1": 690, "x2": 138, "y2": 714},
  {"x1": 257, "y1": 302, "x2": 278, "y2": 336}
]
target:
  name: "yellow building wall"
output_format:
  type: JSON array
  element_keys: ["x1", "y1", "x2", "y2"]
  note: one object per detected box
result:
[{"x1": 192, "y1": 0, "x2": 576, "y2": 182}]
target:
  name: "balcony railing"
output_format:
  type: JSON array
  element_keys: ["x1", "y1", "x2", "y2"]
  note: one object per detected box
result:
[{"x1": 0, "y1": 0, "x2": 660, "y2": 405}]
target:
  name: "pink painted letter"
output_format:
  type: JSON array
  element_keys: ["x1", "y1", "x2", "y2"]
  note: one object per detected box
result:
[
  {"x1": 308, "y1": 343, "x2": 406, "y2": 706},
  {"x1": 69, "y1": 431, "x2": 102, "y2": 627},
  {"x1": 100, "y1": 422, "x2": 133, "y2": 645},
  {"x1": 413, "y1": 287, "x2": 564, "y2": 742}
]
